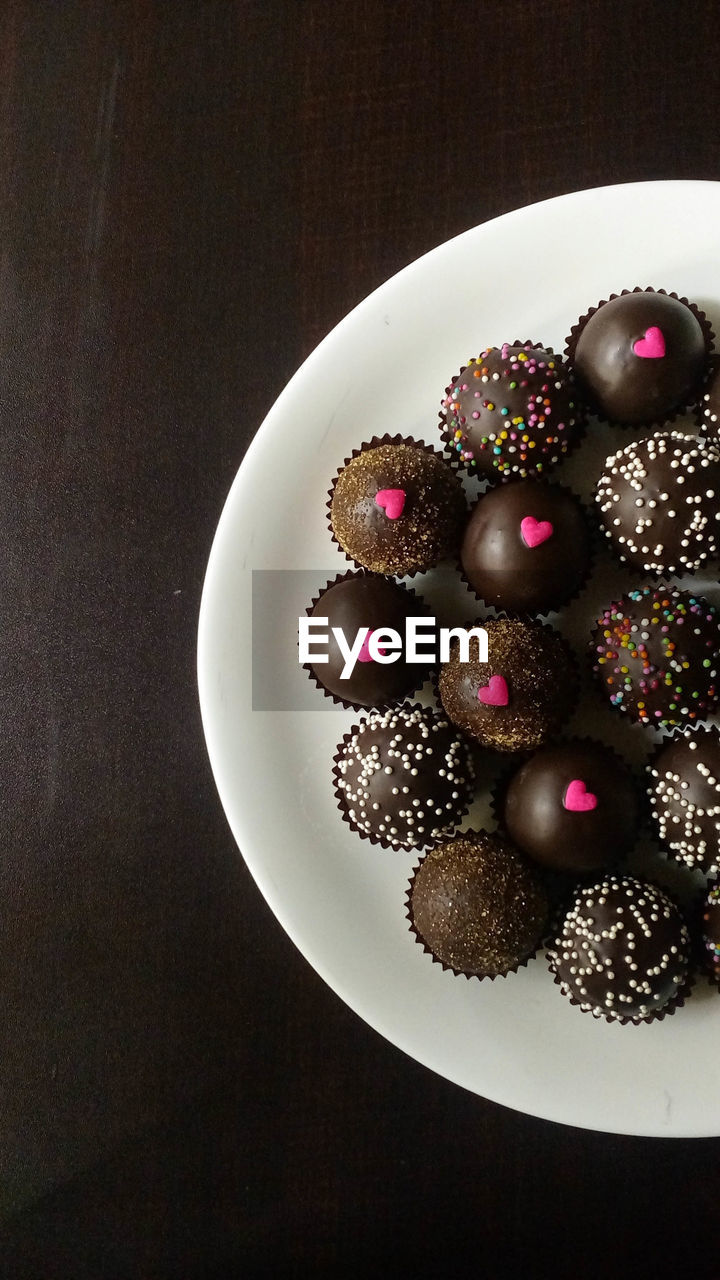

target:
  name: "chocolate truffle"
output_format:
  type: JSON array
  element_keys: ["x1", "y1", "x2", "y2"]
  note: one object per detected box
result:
[
  {"x1": 700, "y1": 358, "x2": 720, "y2": 438},
  {"x1": 547, "y1": 875, "x2": 691, "y2": 1023},
  {"x1": 590, "y1": 586, "x2": 720, "y2": 730},
  {"x1": 329, "y1": 441, "x2": 466, "y2": 576},
  {"x1": 648, "y1": 728, "x2": 720, "y2": 873},
  {"x1": 461, "y1": 479, "x2": 591, "y2": 614},
  {"x1": 333, "y1": 704, "x2": 475, "y2": 850},
  {"x1": 437, "y1": 618, "x2": 577, "y2": 752},
  {"x1": 595, "y1": 431, "x2": 720, "y2": 575},
  {"x1": 700, "y1": 879, "x2": 720, "y2": 985},
  {"x1": 305, "y1": 573, "x2": 428, "y2": 709},
  {"x1": 408, "y1": 831, "x2": 548, "y2": 977},
  {"x1": 503, "y1": 740, "x2": 639, "y2": 873},
  {"x1": 440, "y1": 342, "x2": 582, "y2": 480},
  {"x1": 569, "y1": 289, "x2": 710, "y2": 425}
]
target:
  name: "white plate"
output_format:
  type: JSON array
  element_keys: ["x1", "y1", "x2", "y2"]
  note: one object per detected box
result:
[{"x1": 198, "y1": 180, "x2": 720, "y2": 1137}]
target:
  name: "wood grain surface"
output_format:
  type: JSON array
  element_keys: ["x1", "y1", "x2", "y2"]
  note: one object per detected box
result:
[{"x1": 1, "y1": 2, "x2": 719, "y2": 1276}]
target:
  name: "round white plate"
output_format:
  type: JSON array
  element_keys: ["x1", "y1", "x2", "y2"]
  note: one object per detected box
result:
[{"x1": 198, "y1": 180, "x2": 720, "y2": 1137}]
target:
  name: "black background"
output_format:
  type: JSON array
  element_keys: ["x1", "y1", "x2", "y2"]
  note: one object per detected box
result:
[{"x1": 2, "y1": 2, "x2": 719, "y2": 1276}]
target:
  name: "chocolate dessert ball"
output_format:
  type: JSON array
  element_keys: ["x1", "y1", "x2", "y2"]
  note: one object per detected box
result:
[
  {"x1": 305, "y1": 573, "x2": 428, "y2": 709},
  {"x1": 700, "y1": 359, "x2": 720, "y2": 438},
  {"x1": 461, "y1": 479, "x2": 591, "y2": 614},
  {"x1": 333, "y1": 705, "x2": 474, "y2": 850},
  {"x1": 569, "y1": 289, "x2": 710, "y2": 425},
  {"x1": 547, "y1": 875, "x2": 691, "y2": 1023},
  {"x1": 440, "y1": 342, "x2": 582, "y2": 480},
  {"x1": 590, "y1": 586, "x2": 720, "y2": 730},
  {"x1": 408, "y1": 831, "x2": 548, "y2": 977},
  {"x1": 701, "y1": 879, "x2": 720, "y2": 986},
  {"x1": 437, "y1": 618, "x2": 577, "y2": 752},
  {"x1": 595, "y1": 431, "x2": 720, "y2": 575},
  {"x1": 329, "y1": 441, "x2": 466, "y2": 576},
  {"x1": 503, "y1": 740, "x2": 639, "y2": 873},
  {"x1": 648, "y1": 728, "x2": 720, "y2": 873}
]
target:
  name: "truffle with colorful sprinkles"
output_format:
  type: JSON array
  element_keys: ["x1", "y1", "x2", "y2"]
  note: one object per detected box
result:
[
  {"x1": 648, "y1": 728, "x2": 720, "y2": 873},
  {"x1": 700, "y1": 879, "x2": 720, "y2": 986},
  {"x1": 438, "y1": 618, "x2": 578, "y2": 752},
  {"x1": 329, "y1": 440, "x2": 466, "y2": 576},
  {"x1": 407, "y1": 830, "x2": 548, "y2": 978},
  {"x1": 547, "y1": 875, "x2": 691, "y2": 1023},
  {"x1": 333, "y1": 704, "x2": 475, "y2": 850},
  {"x1": 590, "y1": 586, "x2": 720, "y2": 729},
  {"x1": 440, "y1": 342, "x2": 583, "y2": 480},
  {"x1": 595, "y1": 431, "x2": 720, "y2": 575},
  {"x1": 567, "y1": 288, "x2": 712, "y2": 426}
]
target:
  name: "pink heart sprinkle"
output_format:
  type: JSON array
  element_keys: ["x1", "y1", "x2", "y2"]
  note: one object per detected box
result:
[
  {"x1": 520, "y1": 515, "x2": 554, "y2": 549},
  {"x1": 632, "y1": 326, "x2": 666, "y2": 359},
  {"x1": 358, "y1": 630, "x2": 386, "y2": 663},
  {"x1": 477, "y1": 674, "x2": 509, "y2": 707},
  {"x1": 563, "y1": 779, "x2": 598, "y2": 812},
  {"x1": 375, "y1": 488, "x2": 406, "y2": 520}
]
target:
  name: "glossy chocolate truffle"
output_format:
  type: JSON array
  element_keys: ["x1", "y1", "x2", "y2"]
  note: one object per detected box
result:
[
  {"x1": 569, "y1": 289, "x2": 709, "y2": 425},
  {"x1": 333, "y1": 705, "x2": 475, "y2": 850},
  {"x1": 503, "y1": 740, "x2": 639, "y2": 873},
  {"x1": 461, "y1": 479, "x2": 591, "y2": 614},
  {"x1": 329, "y1": 441, "x2": 466, "y2": 576},
  {"x1": 648, "y1": 728, "x2": 720, "y2": 873},
  {"x1": 590, "y1": 586, "x2": 720, "y2": 730},
  {"x1": 408, "y1": 831, "x2": 548, "y2": 977},
  {"x1": 701, "y1": 879, "x2": 720, "y2": 986},
  {"x1": 547, "y1": 875, "x2": 691, "y2": 1023},
  {"x1": 305, "y1": 573, "x2": 428, "y2": 709},
  {"x1": 440, "y1": 342, "x2": 582, "y2": 480},
  {"x1": 595, "y1": 431, "x2": 720, "y2": 575},
  {"x1": 437, "y1": 619, "x2": 577, "y2": 752}
]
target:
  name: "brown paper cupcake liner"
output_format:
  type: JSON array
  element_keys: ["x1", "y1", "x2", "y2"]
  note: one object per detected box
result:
[
  {"x1": 645, "y1": 724, "x2": 720, "y2": 876},
  {"x1": 404, "y1": 828, "x2": 549, "y2": 981},
  {"x1": 438, "y1": 339, "x2": 587, "y2": 485},
  {"x1": 431, "y1": 615, "x2": 582, "y2": 755},
  {"x1": 302, "y1": 568, "x2": 432, "y2": 711},
  {"x1": 326, "y1": 433, "x2": 467, "y2": 578},
  {"x1": 565, "y1": 287, "x2": 715, "y2": 429},
  {"x1": 457, "y1": 478, "x2": 597, "y2": 620},
  {"x1": 545, "y1": 875, "x2": 696, "y2": 1025},
  {"x1": 331, "y1": 701, "x2": 475, "y2": 853}
]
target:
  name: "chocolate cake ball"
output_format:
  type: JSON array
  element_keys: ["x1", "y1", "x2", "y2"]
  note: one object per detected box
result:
[
  {"x1": 408, "y1": 831, "x2": 548, "y2": 977},
  {"x1": 461, "y1": 479, "x2": 591, "y2": 614},
  {"x1": 700, "y1": 879, "x2": 720, "y2": 986},
  {"x1": 595, "y1": 431, "x2": 720, "y2": 575},
  {"x1": 700, "y1": 359, "x2": 720, "y2": 438},
  {"x1": 590, "y1": 586, "x2": 720, "y2": 730},
  {"x1": 503, "y1": 740, "x2": 639, "y2": 873},
  {"x1": 329, "y1": 441, "x2": 466, "y2": 576},
  {"x1": 547, "y1": 875, "x2": 691, "y2": 1023},
  {"x1": 648, "y1": 728, "x2": 720, "y2": 873},
  {"x1": 333, "y1": 705, "x2": 475, "y2": 850},
  {"x1": 305, "y1": 573, "x2": 428, "y2": 709},
  {"x1": 437, "y1": 618, "x2": 577, "y2": 752},
  {"x1": 440, "y1": 342, "x2": 582, "y2": 480},
  {"x1": 568, "y1": 289, "x2": 710, "y2": 425}
]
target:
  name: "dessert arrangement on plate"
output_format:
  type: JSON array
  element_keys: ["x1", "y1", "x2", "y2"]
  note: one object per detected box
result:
[{"x1": 305, "y1": 286, "x2": 720, "y2": 1027}]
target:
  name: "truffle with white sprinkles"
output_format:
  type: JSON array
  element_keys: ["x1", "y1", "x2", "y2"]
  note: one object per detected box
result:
[
  {"x1": 547, "y1": 875, "x2": 691, "y2": 1023},
  {"x1": 648, "y1": 728, "x2": 720, "y2": 873},
  {"x1": 333, "y1": 704, "x2": 475, "y2": 850},
  {"x1": 595, "y1": 431, "x2": 720, "y2": 575}
]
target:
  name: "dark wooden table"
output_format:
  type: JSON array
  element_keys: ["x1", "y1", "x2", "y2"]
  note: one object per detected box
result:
[{"x1": 2, "y1": 3, "x2": 719, "y2": 1276}]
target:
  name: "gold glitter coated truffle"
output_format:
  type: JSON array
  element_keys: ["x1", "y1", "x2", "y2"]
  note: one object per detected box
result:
[{"x1": 407, "y1": 830, "x2": 548, "y2": 978}]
